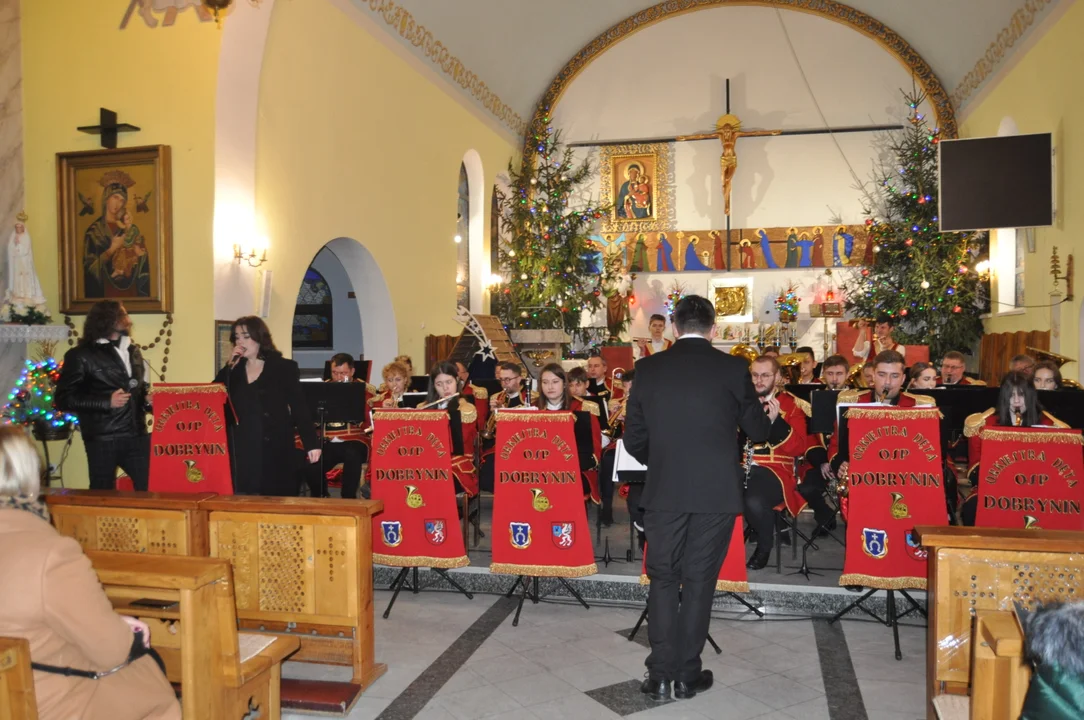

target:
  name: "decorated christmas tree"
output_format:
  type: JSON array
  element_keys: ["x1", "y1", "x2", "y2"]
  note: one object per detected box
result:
[
  {"x1": 843, "y1": 90, "x2": 987, "y2": 360},
  {"x1": 492, "y1": 116, "x2": 608, "y2": 339},
  {"x1": 2, "y1": 358, "x2": 78, "y2": 432}
]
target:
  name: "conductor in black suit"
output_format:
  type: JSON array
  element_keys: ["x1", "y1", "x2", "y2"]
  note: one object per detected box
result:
[{"x1": 623, "y1": 296, "x2": 780, "y2": 701}]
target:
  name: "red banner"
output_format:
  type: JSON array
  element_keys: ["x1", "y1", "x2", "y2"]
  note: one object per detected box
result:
[
  {"x1": 148, "y1": 384, "x2": 233, "y2": 495},
  {"x1": 640, "y1": 516, "x2": 750, "y2": 593},
  {"x1": 975, "y1": 427, "x2": 1084, "y2": 531},
  {"x1": 369, "y1": 410, "x2": 469, "y2": 568},
  {"x1": 841, "y1": 407, "x2": 947, "y2": 589},
  {"x1": 490, "y1": 411, "x2": 597, "y2": 578}
]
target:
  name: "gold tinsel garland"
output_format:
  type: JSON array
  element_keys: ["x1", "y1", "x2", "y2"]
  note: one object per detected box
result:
[
  {"x1": 639, "y1": 573, "x2": 750, "y2": 594},
  {"x1": 148, "y1": 384, "x2": 227, "y2": 396},
  {"x1": 496, "y1": 411, "x2": 574, "y2": 423},
  {"x1": 64, "y1": 313, "x2": 174, "y2": 381},
  {"x1": 489, "y1": 562, "x2": 598, "y2": 578},
  {"x1": 373, "y1": 554, "x2": 470, "y2": 570},
  {"x1": 844, "y1": 408, "x2": 943, "y2": 420},
  {"x1": 980, "y1": 429, "x2": 1083, "y2": 444},
  {"x1": 371, "y1": 410, "x2": 446, "y2": 423},
  {"x1": 838, "y1": 574, "x2": 926, "y2": 590}
]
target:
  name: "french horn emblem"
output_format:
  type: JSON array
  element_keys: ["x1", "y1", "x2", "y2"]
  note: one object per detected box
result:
[
  {"x1": 405, "y1": 485, "x2": 425, "y2": 509},
  {"x1": 889, "y1": 492, "x2": 910, "y2": 520}
]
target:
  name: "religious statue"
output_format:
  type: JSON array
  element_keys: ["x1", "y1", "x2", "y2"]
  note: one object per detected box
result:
[
  {"x1": 616, "y1": 162, "x2": 652, "y2": 220},
  {"x1": 676, "y1": 113, "x2": 782, "y2": 217},
  {"x1": 84, "y1": 170, "x2": 151, "y2": 299},
  {"x1": 2, "y1": 213, "x2": 49, "y2": 321},
  {"x1": 601, "y1": 254, "x2": 634, "y2": 341}
]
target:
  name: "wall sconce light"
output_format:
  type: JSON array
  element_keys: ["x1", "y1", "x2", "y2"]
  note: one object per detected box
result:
[
  {"x1": 454, "y1": 234, "x2": 463, "y2": 244},
  {"x1": 487, "y1": 273, "x2": 503, "y2": 288},
  {"x1": 975, "y1": 259, "x2": 992, "y2": 281},
  {"x1": 234, "y1": 244, "x2": 267, "y2": 268}
]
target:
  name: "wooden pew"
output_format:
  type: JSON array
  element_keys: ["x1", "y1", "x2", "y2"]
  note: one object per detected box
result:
[
  {"x1": 915, "y1": 526, "x2": 1084, "y2": 720},
  {"x1": 0, "y1": 637, "x2": 37, "y2": 720},
  {"x1": 199, "y1": 496, "x2": 386, "y2": 715},
  {"x1": 90, "y1": 551, "x2": 298, "y2": 720},
  {"x1": 46, "y1": 490, "x2": 213, "y2": 556}
]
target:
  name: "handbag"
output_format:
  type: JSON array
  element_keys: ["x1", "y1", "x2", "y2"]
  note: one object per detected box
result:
[{"x1": 32, "y1": 630, "x2": 167, "y2": 680}]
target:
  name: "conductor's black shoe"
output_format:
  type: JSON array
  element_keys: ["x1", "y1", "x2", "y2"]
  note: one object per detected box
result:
[
  {"x1": 674, "y1": 670, "x2": 713, "y2": 699},
  {"x1": 640, "y1": 676, "x2": 671, "y2": 701},
  {"x1": 746, "y1": 547, "x2": 771, "y2": 570},
  {"x1": 777, "y1": 532, "x2": 792, "y2": 547}
]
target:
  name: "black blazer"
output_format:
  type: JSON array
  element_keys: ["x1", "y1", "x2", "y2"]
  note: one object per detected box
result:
[{"x1": 623, "y1": 337, "x2": 774, "y2": 514}]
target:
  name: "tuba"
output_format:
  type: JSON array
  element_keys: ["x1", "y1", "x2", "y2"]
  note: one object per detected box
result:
[
  {"x1": 846, "y1": 362, "x2": 867, "y2": 388},
  {"x1": 776, "y1": 353, "x2": 804, "y2": 385},
  {"x1": 729, "y1": 343, "x2": 760, "y2": 364}
]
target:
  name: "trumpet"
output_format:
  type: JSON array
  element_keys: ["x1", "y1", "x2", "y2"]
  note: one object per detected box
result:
[{"x1": 482, "y1": 391, "x2": 507, "y2": 440}]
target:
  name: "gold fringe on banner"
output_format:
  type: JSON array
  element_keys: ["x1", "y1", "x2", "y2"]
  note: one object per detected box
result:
[
  {"x1": 638, "y1": 574, "x2": 749, "y2": 594},
  {"x1": 980, "y1": 428, "x2": 1084, "y2": 444},
  {"x1": 372, "y1": 410, "x2": 445, "y2": 423},
  {"x1": 496, "y1": 412, "x2": 574, "y2": 423},
  {"x1": 373, "y1": 554, "x2": 470, "y2": 569},
  {"x1": 838, "y1": 573, "x2": 926, "y2": 590},
  {"x1": 489, "y1": 562, "x2": 598, "y2": 578},
  {"x1": 844, "y1": 408, "x2": 943, "y2": 420},
  {"x1": 148, "y1": 384, "x2": 227, "y2": 395}
]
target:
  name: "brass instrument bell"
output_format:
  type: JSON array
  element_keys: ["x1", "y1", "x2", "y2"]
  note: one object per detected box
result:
[
  {"x1": 730, "y1": 343, "x2": 759, "y2": 364},
  {"x1": 776, "y1": 353, "x2": 804, "y2": 385},
  {"x1": 1026, "y1": 346, "x2": 1083, "y2": 389},
  {"x1": 846, "y1": 362, "x2": 867, "y2": 388}
]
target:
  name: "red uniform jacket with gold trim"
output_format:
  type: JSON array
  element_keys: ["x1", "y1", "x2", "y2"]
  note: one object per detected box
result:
[
  {"x1": 571, "y1": 397, "x2": 603, "y2": 504},
  {"x1": 447, "y1": 396, "x2": 479, "y2": 495},
  {"x1": 827, "y1": 389, "x2": 936, "y2": 468},
  {"x1": 749, "y1": 391, "x2": 814, "y2": 516},
  {"x1": 640, "y1": 338, "x2": 672, "y2": 357}
]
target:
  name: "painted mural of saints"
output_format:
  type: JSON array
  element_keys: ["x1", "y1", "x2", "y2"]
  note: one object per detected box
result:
[{"x1": 616, "y1": 162, "x2": 652, "y2": 219}]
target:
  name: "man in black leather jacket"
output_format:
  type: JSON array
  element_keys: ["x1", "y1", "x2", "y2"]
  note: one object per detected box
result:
[{"x1": 56, "y1": 301, "x2": 150, "y2": 490}]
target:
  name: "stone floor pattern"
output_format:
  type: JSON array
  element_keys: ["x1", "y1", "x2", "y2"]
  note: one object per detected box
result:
[{"x1": 281, "y1": 588, "x2": 928, "y2": 720}]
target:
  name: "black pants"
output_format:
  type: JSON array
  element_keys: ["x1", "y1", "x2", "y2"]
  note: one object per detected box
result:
[
  {"x1": 479, "y1": 455, "x2": 495, "y2": 493},
  {"x1": 743, "y1": 466, "x2": 783, "y2": 552},
  {"x1": 599, "y1": 451, "x2": 616, "y2": 522},
  {"x1": 644, "y1": 510, "x2": 736, "y2": 683},
  {"x1": 307, "y1": 441, "x2": 368, "y2": 499},
  {"x1": 799, "y1": 465, "x2": 836, "y2": 526},
  {"x1": 85, "y1": 434, "x2": 150, "y2": 491}
]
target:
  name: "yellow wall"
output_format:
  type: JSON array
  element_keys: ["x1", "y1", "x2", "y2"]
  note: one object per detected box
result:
[
  {"x1": 255, "y1": 0, "x2": 516, "y2": 361},
  {"x1": 961, "y1": 1, "x2": 1084, "y2": 379},
  {"x1": 22, "y1": 1, "x2": 220, "y2": 485}
]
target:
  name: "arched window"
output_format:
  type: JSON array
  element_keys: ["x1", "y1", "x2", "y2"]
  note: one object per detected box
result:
[
  {"x1": 456, "y1": 163, "x2": 470, "y2": 309},
  {"x1": 292, "y1": 267, "x2": 333, "y2": 348}
]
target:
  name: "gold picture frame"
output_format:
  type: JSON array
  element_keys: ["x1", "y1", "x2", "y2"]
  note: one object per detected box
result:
[
  {"x1": 215, "y1": 319, "x2": 234, "y2": 375},
  {"x1": 57, "y1": 145, "x2": 173, "y2": 314},
  {"x1": 710, "y1": 276, "x2": 754, "y2": 322},
  {"x1": 600, "y1": 143, "x2": 674, "y2": 233}
]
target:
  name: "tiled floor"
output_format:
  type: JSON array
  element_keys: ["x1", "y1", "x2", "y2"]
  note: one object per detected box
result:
[{"x1": 282, "y1": 587, "x2": 927, "y2": 720}]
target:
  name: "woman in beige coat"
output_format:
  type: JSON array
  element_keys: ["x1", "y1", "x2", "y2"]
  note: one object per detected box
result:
[{"x1": 0, "y1": 427, "x2": 180, "y2": 720}]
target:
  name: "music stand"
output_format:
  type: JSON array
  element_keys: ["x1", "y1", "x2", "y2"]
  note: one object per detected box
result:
[
  {"x1": 402, "y1": 392, "x2": 428, "y2": 408},
  {"x1": 809, "y1": 389, "x2": 842, "y2": 435},
  {"x1": 409, "y1": 375, "x2": 430, "y2": 393},
  {"x1": 300, "y1": 383, "x2": 368, "y2": 497},
  {"x1": 611, "y1": 440, "x2": 646, "y2": 563}
]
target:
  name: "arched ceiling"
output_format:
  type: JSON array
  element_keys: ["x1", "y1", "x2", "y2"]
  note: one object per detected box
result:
[{"x1": 352, "y1": 0, "x2": 1063, "y2": 138}]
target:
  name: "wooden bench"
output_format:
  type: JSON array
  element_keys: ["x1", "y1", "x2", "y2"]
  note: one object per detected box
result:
[
  {"x1": 198, "y1": 495, "x2": 385, "y2": 714},
  {"x1": 90, "y1": 551, "x2": 298, "y2": 720},
  {"x1": 0, "y1": 637, "x2": 37, "y2": 720},
  {"x1": 916, "y1": 526, "x2": 1084, "y2": 720},
  {"x1": 46, "y1": 490, "x2": 213, "y2": 556}
]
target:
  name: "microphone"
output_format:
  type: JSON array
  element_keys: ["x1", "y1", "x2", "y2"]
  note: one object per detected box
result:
[
  {"x1": 228, "y1": 347, "x2": 244, "y2": 369},
  {"x1": 127, "y1": 378, "x2": 139, "y2": 391}
]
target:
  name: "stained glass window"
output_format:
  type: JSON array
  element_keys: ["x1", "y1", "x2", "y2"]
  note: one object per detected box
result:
[{"x1": 292, "y1": 268, "x2": 333, "y2": 348}]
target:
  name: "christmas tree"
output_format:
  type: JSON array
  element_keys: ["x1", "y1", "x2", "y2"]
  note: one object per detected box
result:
[
  {"x1": 2, "y1": 358, "x2": 78, "y2": 431},
  {"x1": 843, "y1": 90, "x2": 988, "y2": 360},
  {"x1": 492, "y1": 116, "x2": 608, "y2": 338}
]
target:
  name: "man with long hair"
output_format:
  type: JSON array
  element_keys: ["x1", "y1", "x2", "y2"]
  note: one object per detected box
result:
[{"x1": 56, "y1": 300, "x2": 150, "y2": 490}]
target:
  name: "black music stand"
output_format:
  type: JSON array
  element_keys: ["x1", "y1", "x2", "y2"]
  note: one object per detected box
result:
[
  {"x1": 401, "y1": 392, "x2": 428, "y2": 408},
  {"x1": 300, "y1": 382, "x2": 367, "y2": 497}
]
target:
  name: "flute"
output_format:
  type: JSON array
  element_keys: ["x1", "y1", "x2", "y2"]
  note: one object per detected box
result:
[{"x1": 417, "y1": 392, "x2": 460, "y2": 410}]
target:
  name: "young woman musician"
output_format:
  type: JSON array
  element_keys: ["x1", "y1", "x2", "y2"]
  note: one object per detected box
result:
[
  {"x1": 423, "y1": 361, "x2": 478, "y2": 496},
  {"x1": 908, "y1": 362, "x2": 938, "y2": 390},
  {"x1": 369, "y1": 361, "x2": 410, "y2": 409},
  {"x1": 960, "y1": 371, "x2": 1068, "y2": 525},
  {"x1": 535, "y1": 363, "x2": 602, "y2": 503},
  {"x1": 597, "y1": 368, "x2": 635, "y2": 527}
]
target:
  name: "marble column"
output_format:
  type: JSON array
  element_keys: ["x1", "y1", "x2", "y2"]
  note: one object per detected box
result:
[{"x1": 0, "y1": 0, "x2": 22, "y2": 233}]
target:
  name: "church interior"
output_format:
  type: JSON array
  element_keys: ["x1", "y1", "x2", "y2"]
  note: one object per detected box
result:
[{"x1": 2, "y1": 1, "x2": 1084, "y2": 719}]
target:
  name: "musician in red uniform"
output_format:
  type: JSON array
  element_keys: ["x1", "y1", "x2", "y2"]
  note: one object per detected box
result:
[
  {"x1": 852, "y1": 314, "x2": 905, "y2": 364},
  {"x1": 795, "y1": 346, "x2": 822, "y2": 384},
  {"x1": 453, "y1": 359, "x2": 490, "y2": 427},
  {"x1": 743, "y1": 355, "x2": 815, "y2": 570},
  {"x1": 478, "y1": 361, "x2": 536, "y2": 492},
  {"x1": 586, "y1": 353, "x2": 624, "y2": 403},
  {"x1": 535, "y1": 363, "x2": 603, "y2": 503},
  {"x1": 820, "y1": 355, "x2": 850, "y2": 390},
  {"x1": 938, "y1": 351, "x2": 985, "y2": 386},
  {"x1": 425, "y1": 361, "x2": 479, "y2": 496},
  {"x1": 299, "y1": 353, "x2": 375, "y2": 499},
  {"x1": 368, "y1": 361, "x2": 411, "y2": 409},
  {"x1": 636, "y1": 314, "x2": 673, "y2": 360},
  {"x1": 959, "y1": 371, "x2": 1068, "y2": 526}
]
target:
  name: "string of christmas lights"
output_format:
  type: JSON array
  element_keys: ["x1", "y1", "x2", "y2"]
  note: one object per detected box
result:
[{"x1": 2, "y1": 358, "x2": 78, "y2": 430}]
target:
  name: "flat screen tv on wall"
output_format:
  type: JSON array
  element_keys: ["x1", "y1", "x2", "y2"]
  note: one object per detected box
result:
[{"x1": 938, "y1": 133, "x2": 1053, "y2": 232}]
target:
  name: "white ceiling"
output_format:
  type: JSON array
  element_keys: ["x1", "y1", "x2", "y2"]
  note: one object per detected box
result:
[{"x1": 354, "y1": 0, "x2": 1060, "y2": 136}]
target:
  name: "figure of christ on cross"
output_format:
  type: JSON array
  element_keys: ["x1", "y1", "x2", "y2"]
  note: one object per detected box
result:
[{"x1": 676, "y1": 113, "x2": 782, "y2": 217}]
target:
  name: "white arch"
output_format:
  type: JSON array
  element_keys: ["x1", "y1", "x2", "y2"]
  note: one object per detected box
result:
[
  {"x1": 322, "y1": 237, "x2": 398, "y2": 372},
  {"x1": 461, "y1": 149, "x2": 485, "y2": 314}
]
